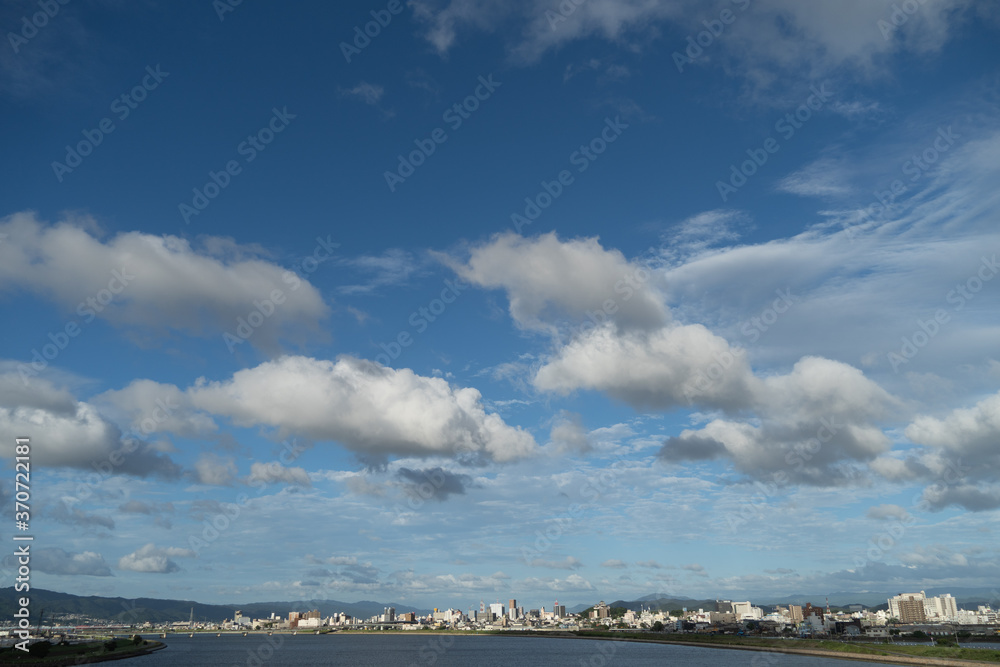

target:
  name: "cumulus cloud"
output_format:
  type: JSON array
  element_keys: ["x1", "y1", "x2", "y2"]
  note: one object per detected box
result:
[
  {"x1": 188, "y1": 355, "x2": 538, "y2": 462},
  {"x1": 902, "y1": 390, "x2": 1000, "y2": 510},
  {"x1": 193, "y1": 454, "x2": 238, "y2": 486},
  {"x1": 397, "y1": 467, "x2": 470, "y2": 501},
  {"x1": 306, "y1": 555, "x2": 358, "y2": 566},
  {"x1": 450, "y1": 233, "x2": 902, "y2": 485},
  {"x1": 93, "y1": 380, "x2": 216, "y2": 438},
  {"x1": 119, "y1": 500, "x2": 175, "y2": 515},
  {"x1": 448, "y1": 232, "x2": 666, "y2": 334},
  {"x1": 534, "y1": 322, "x2": 756, "y2": 411},
  {"x1": 549, "y1": 411, "x2": 592, "y2": 454},
  {"x1": 247, "y1": 461, "x2": 311, "y2": 487},
  {"x1": 905, "y1": 390, "x2": 1000, "y2": 473},
  {"x1": 601, "y1": 559, "x2": 627, "y2": 568},
  {"x1": 0, "y1": 212, "x2": 328, "y2": 352},
  {"x1": 118, "y1": 543, "x2": 196, "y2": 573},
  {"x1": 0, "y1": 372, "x2": 181, "y2": 477},
  {"x1": 31, "y1": 548, "x2": 112, "y2": 576},
  {"x1": 51, "y1": 501, "x2": 114, "y2": 530},
  {"x1": 660, "y1": 357, "x2": 897, "y2": 484},
  {"x1": 517, "y1": 573, "x2": 593, "y2": 592},
  {"x1": 530, "y1": 556, "x2": 583, "y2": 570},
  {"x1": 866, "y1": 504, "x2": 911, "y2": 521}
]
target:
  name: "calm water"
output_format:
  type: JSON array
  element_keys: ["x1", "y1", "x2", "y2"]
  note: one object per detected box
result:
[{"x1": 129, "y1": 634, "x2": 890, "y2": 666}]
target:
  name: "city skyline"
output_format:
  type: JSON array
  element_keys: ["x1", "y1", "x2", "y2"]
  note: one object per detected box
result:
[{"x1": 2, "y1": 1, "x2": 1000, "y2": 609}]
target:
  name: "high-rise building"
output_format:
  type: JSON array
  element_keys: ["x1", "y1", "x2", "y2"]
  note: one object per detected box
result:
[
  {"x1": 923, "y1": 593, "x2": 958, "y2": 620},
  {"x1": 591, "y1": 601, "x2": 610, "y2": 619},
  {"x1": 788, "y1": 605, "x2": 803, "y2": 622},
  {"x1": 889, "y1": 593, "x2": 927, "y2": 623}
]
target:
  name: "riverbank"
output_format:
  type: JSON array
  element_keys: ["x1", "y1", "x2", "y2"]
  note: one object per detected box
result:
[
  {"x1": 554, "y1": 631, "x2": 1000, "y2": 666},
  {"x1": 0, "y1": 639, "x2": 165, "y2": 666}
]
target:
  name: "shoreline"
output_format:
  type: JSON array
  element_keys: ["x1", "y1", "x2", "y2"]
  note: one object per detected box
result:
[
  {"x1": 0, "y1": 640, "x2": 166, "y2": 666},
  {"x1": 144, "y1": 631, "x2": 998, "y2": 665},
  {"x1": 539, "y1": 633, "x2": 999, "y2": 667}
]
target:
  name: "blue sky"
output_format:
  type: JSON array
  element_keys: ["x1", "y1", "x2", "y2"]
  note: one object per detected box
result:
[{"x1": 1, "y1": 0, "x2": 1000, "y2": 611}]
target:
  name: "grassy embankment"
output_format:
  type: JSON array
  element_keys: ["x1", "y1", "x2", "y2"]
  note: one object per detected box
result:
[
  {"x1": 0, "y1": 638, "x2": 165, "y2": 665},
  {"x1": 572, "y1": 631, "x2": 1000, "y2": 664}
]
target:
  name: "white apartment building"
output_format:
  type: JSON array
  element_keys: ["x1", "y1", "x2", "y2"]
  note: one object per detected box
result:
[{"x1": 888, "y1": 591, "x2": 959, "y2": 621}]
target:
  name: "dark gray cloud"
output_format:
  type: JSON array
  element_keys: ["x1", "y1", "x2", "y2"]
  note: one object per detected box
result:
[
  {"x1": 659, "y1": 435, "x2": 727, "y2": 461},
  {"x1": 397, "y1": 467, "x2": 471, "y2": 501},
  {"x1": 51, "y1": 501, "x2": 114, "y2": 530}
]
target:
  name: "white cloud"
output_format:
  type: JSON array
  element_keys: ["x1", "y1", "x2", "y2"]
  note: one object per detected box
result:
[
  {"x1": 337, "y1": 248, "x2": 422, "y2": 295},
  {"x1": 93, "y1": 379, "x2": 216, "y2": 438},
  {"x1": 188, "y1": 355, "x2": 538, "y2": 462},
  {"x1": 247, "y1": 461, "x2": 312, "y2": 487},
  {"x1": 866, "y1": 503, "x2": 911, "y2": 521},
  {"x1": 905, "y1": 390, "x2": 1000, "y2": 471},
  {"x1": 31, "y1": 548, "x2": 112, "y2": 576},
  {"x1": 193, "y1": 454, "x2": 238, "y2": 486},
  {"x1": 534, "y1": 322, "x2": 757, "y2": 411},
  {"x1": 0, "y1": 371, "x2": 181, "y2": 477},
  {"x1": 777, "y1": 158, "x2": 854, "y2": 198},
  {"x1": 661, "y1": 356, "x2": 897, "y2": 484},
  {"x1": 118, "y1": 543, "x2": 196, "y2": 573},
  {"x1": 530, "y1": 556, "x2": 583, "y2": 570},
  {"x1": 549, "y1": 411, "x2": 592, "y2": 454},
  {"x1": 338, "y1": 81, "x2": 385, "y2": 105},
  {"x1": 0, "y1": 212, "x2": 329, "y2": 352},
  {"x1": 448, "y1": 232, "x2": 667, "y2": 334},
  {"x1": 411, "y1": 0, "x2": 976, "y2": 79}
]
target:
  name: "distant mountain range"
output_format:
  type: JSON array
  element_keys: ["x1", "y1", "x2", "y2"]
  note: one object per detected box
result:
[
  {"x1": 5, "y1": 586, "x2": 995, "y2": 624},
  {"x1": 0, "y1": 588, "x2": 425, "y2": 624},
  {"x1": 567, "y1": 588, "x2": 997, "y2": 615}
]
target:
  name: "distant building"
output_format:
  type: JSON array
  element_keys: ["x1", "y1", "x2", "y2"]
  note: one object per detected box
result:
[
  {"x1": 591, "y1": 601, "x2": 610, "y2": 619},
  {"x1": 889, "y1": 593, "x2": 927, "y2": 624}
]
